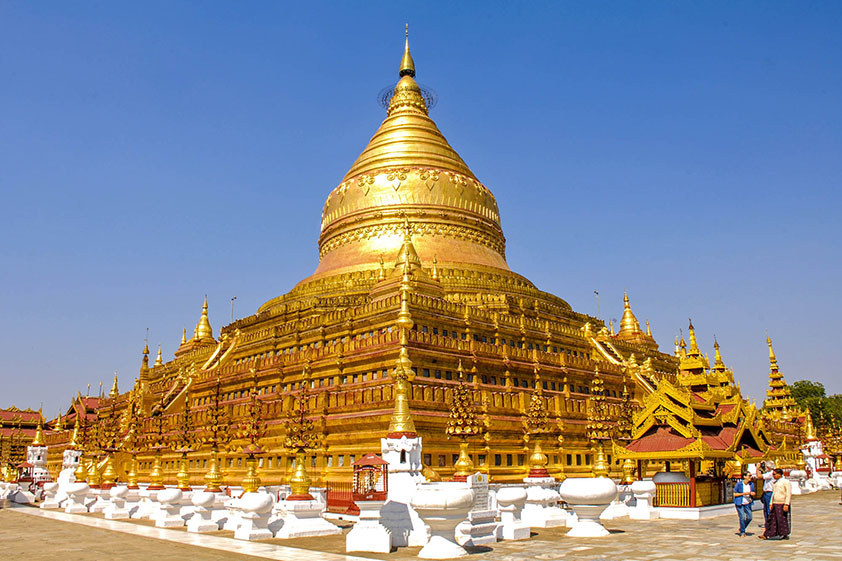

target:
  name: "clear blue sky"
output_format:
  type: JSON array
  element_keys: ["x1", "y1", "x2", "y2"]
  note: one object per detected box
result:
[{"x1": 1, "y1": 2, "x2": 840, "y2": 417}]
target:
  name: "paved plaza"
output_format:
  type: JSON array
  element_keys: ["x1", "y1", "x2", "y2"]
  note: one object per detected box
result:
[{"x1": 2, "y1": 490, "x2": 840, "y2": 561}]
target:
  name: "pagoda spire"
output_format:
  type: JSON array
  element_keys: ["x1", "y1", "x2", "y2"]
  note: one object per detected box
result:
[
  {"x1": 193, "y1": 296, "x2": 214, "y2": 342},
  {"x1": 139, "y1": 342, "x2": 150, "y2": 390},
  {"x1": 713, "y1": 339, "x2": 725, "y2": 371},
  {"x1": 31, "y1": 418, "x2": 45, "y2": 446},
  {"x1": 400, "y1": 23, "x2": 415, "y2": 77},
  {"x1": 767, "y1": 334, "x2": 779, "y2": 371},
  {"x1": 804, "y1": 409, "x2": 817, "y2": 441},
  {"x1": 388, "y1": 270, "x2": 416, "y2": 437},
  {"x1": 154, "y1": 345, "x2": 163, "y2": 367},
  {"x1": 181, "y1": 328, "x2": 187, "y2": 345},
  {"x1": 69, "y1": 416, "x2": 81, "y2": 447},
  {"x1": 687, "y1": 319, "x2": 701, "y2": 355},
  {"x1": 109, "y1": 371, "x2": 119, "y2": 398},
  {"x1": 762, "y1": 334, "x2": 798, "y2": 416},
  {"x1": 618, "y1": 291, "x2": 642, "y2": 335}
]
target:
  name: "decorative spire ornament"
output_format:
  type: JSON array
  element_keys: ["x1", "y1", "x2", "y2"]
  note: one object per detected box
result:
[
  {"x1": 445, "y1": 361, "x2": 483, "y2": 479},
  {"x1": 109, "y1": 371, "x2": 119, "y2": 399},
  {"x1": 154, "y1": 345, "x2": 163, "y2": 367},
  {"x1": 284, "y1": 369, "x2": 317, "y2": 499},
  {"x1": 524, "y1": 369, "x2": 551, "y2": 478},
  {"x1": 172, "y1": 391, "x2": 197, "y2": 490},
  {"x1": 587, "y1": 367, "x2": 612, "y2": 478},
  {"x1": 400, "y1": 23, "x2": 415, "y2": 78},
  {"x1": 202, "y1": 374, "x2": 232, "y2": 492},
  {"x1": 239, "y1": 369, "x2": 266, "y2": 494}
]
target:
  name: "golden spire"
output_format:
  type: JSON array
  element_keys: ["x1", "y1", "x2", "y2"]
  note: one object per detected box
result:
[
  {"x1": 388, "y1": 345, "x2": 417, "y2": 436},
  {"x1": 713, "y1": 339, "x2": 725, "y2": 370},
  {"x1": 610, "y1": 319, "x2": 615, "y2": 336},
  {"x1": 154, "y1": 345, "x2": 163, "y2": 367},
  {"x1": 109, "y1": 371, "x2": 119, "y2": 398},
  {"x1": 645, "y1": 319, "x2": 652, "y2": 336},
  {"x1": 139, "y1": 342, "x2": 150, "y2": 386},
  {"x1": 431, "y1": 256, "x2": 438, "y2": 280},
  {"x1": 767, "y1": 334, "x2": 778, "y2": 371},
  {"x1": 69, "y1": 415, "x2": 81, "y2": 447},
  {"x1": 687, "y1": 319, "x2": 700, "y2": 355},
  {"x1": 618, "y1": 291, "x2": 642, "y2": 335},
  {"x1": 181, "y1": 328, "x2": 187, "y2": 345},
  {"x1": 55, "y1": 410, "x2": 64, "y2": 432},
  {"x1": 399, "y1": 23, "x2": 415, "y2": 78},
  {"x1": 804, "y1": 409, "x2": 816, "y2": 441},
  {"x1": 31, "y1": 419, "x2": 45, "y2": 446},
  {"x1": 378, "y1": 256, "x2": 385, "y2": 280},
  {"x1": 194, "y1": 296, "x2": 214, "y2": 342},
  {"x1": 395, "y1": 219, "x2": 422, "y2": 270}
]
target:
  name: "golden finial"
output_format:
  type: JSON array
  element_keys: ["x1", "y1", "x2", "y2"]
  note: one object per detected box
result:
[
  {"x1": 804, "y1": 409, "x2": 816, "y2": 441},
  {"x1": 99, "y1": 380, "x2": 103, "y2": 398},
  {"x1": 154, "y1": 345, "x2": 163, "y2": 367},
  {"x1": 31, "y1": 419, "x2": 45, "y2": 446},
  {"x1": 610, "y1": 319, "x2": 615, "y2": 336},
  {"x1": 687, "y1": 319, "x2": 700, "y2": 354},
  {"x1": 194, "y1": 296, "x2": 214, "y2": 342},
  {"x1": 767, "y1": 334, "x2": 779, "y2": 371},
  {"x1": 56, "y1": 409, "x2": 64, "y2": 432},
  {"x1": 618, "y1": 290, "x2": 642, "y2": 334},
  {"x1": 378, "y1": 255, "x2": 385, "y2": 280},
  {"x1": 109, "y1": 371, "x2": 119, "y2": 398},
  {"x1": 69, "y1": 415, "x2": 81, "y2": 448},
  {"x1": 181, "y1": 327, "x2": 187, "y2": 345},
  {"x1": 387, "y1": 345, "x2": 417, "y2": 436},
  {"x1": 432, "y1": 256, "x2": 438, "y2": 280},
  {"x1": 645, "y1": 319, "x2": 652, "y2": 336},
  {"x1": 713, "y1": 338, "x2": 725, "y2": 370},
  {"x1": 400, "y1": 23, "x2": 415, "y2": 78}
]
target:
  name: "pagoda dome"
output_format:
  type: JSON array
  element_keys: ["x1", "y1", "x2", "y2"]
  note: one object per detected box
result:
[{"x1": 309, "y1": 30, "x2": 509, "y2": 281}]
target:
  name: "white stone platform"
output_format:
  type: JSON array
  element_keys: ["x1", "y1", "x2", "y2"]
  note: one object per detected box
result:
[{"x1": 6, "y1": 503, "x2": 369, "y2": 561}]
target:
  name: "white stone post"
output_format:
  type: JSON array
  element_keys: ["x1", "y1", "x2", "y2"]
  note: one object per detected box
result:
[
  {"x1": 346, "y1": 500, "x2": 392, "y2": 553},
  {"x1": 495, "y1": 487, "x2": 530, "y2": 541}
]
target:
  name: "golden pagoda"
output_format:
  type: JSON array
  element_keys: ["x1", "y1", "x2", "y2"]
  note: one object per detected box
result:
[
  {"x1": 44, "y1": 29, "x2": 681, "y2": 488},
  {"x1": 759, "y1": 335, "x2": 806, "y2": 462}
]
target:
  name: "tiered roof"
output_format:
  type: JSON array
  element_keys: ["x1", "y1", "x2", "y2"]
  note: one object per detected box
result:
[
  {"x1": 761, "y1": 336, "x2": 799, "y2": 420},
  {"x1": 616, "y1": 322, "x2": 772, "y2": 463}
]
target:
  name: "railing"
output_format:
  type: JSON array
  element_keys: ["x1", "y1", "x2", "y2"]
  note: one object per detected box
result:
[
  {"x1": 654, "y1": 482, "x2": 690, "y2": 507},
  {"x1": 655, "y1": 480, "x2": 726, "y2": 508},
  {"x1": 325, "y1": 481, "x2": 359, "y2": 515}
]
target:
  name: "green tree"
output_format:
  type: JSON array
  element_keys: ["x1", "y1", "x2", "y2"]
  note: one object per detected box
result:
[
  {"x1": 791, "y1": 380, "x2": 825, "y2": 402},
  {"x1": 791, "y1": 380, "x2": 842, "y2": 428}
]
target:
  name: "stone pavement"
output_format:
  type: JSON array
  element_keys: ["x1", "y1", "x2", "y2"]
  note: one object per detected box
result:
[{"x1": 2, "y1": 490, "x2": 840, "y2": 561}]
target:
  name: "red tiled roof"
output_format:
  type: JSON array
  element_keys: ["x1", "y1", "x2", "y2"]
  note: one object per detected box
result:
[
  {"x1": 0, "y1": 428, "x2": 37, "y2": 438},
  {"x1": 626, "y1": 427, "x2": 694, "y2": 453},
  {"x1": 0, "y1": 409, "x2": 41, "y2": 422}
]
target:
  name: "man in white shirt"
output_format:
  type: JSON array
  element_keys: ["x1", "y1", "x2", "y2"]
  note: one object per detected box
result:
[{"x1": 758, "y1": 461, "x2": 775, "y2": 527}]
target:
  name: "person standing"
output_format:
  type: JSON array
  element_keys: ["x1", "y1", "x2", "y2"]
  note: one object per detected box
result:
[
  {"x1": 758, "y1": 461, "x2": 775, "y2": 526},
  {"x1": 760, "y1": 468, "x2": 792, "y2": 540},
  {"x1": 734, "y1": 472, "x2": 755, "y2": 537}
]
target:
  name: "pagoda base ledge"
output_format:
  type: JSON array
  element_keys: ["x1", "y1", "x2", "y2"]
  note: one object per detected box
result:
[
  {"x1": 456, "y1": 509, "x2": 498, "y2": 547},
  {"x1": 628, "y1": 507, "x2": 659, "y2": 520},
  {"x1": 273, "y1": 499, "x2": 342, "y2": 539},
  {"x1": 655, "y1": 503, "x2": 734, "y2": 520}
]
